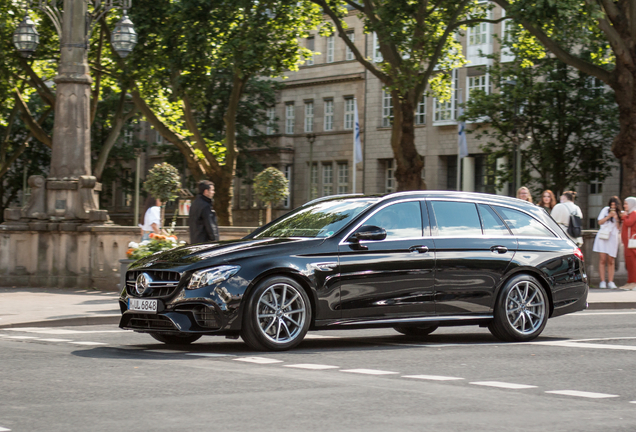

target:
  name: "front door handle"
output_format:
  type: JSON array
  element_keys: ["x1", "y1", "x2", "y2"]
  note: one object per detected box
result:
[
  {"x1": 409, "y1": 245, "x2": 429, "y2": 253},
  {"x1": 490, "y1": 245, "x2": 508, "y2": 254}
]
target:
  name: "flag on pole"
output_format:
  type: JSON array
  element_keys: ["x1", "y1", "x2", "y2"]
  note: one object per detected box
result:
[
  {"x1": 458, "y1": 92, "x2": 468, "y2": 159},
  {"x1": 353, "y1": 98, "x2": 363, "y2": 164}
]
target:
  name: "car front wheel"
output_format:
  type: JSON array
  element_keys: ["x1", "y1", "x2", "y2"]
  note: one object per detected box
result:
[
  {"x1": 241, "y1": 276, "x2": 311, "y2": 351},
  {"x1": 489, "y1": 274, "x2": 548, "y2": 342}
]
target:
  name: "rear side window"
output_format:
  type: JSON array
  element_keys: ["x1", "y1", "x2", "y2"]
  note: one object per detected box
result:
[
  {"x1": 430, "y1": 201, "x2": 482, "y2": 236},
  {"x1": 365, "y1": 201, "x2": 423, "y2": 239},
  {"x1": 478, "y1": 204, "x2": 511, "y2": 236},
  {"x1": 493, "y1": 206, "x2": 555, "y2": 237}
]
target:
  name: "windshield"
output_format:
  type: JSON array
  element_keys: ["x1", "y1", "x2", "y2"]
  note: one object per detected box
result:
[{"x1": 253, "y1": 199, "x2": 377, "y2": 238}]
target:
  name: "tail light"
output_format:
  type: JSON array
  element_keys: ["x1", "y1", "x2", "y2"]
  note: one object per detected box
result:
[{"x1": 574, "y1": 248, "x2": 584, "y2": 262}]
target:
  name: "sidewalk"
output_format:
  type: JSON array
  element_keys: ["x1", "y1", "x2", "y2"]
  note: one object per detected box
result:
[{"x1": 0, "y1": 287, "x2": 634, "y2": 329}]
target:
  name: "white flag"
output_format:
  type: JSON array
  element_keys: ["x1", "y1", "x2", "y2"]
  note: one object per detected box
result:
[
  {"x1": 458, "y1": 93, "x2": 468, "y2": 159},
  {"x1": 353, "y1": 99, "x2": 363, "y2": 164}
]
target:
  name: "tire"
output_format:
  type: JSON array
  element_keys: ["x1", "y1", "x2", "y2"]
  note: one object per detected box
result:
[
  {"x1": 488, "y1": 274, "x2": 548, "y2": 342},
  {"x1": 394, "y1": 325, "x2": 438, "y2": 336},
  {"x1": 149, "y1": 332, "x2": 202, "y2": 345},
  {"x1": 241, "y1": 276, "x2": 311, "y2": 351}
]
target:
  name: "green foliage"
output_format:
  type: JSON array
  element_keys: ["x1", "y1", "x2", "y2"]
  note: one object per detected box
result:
[
  {"x1": 143, "y1": 162, "x2": 182, "y2": 203},
  {"x1": 253, "y1": 167, "x2": 289, "y2": 207},
  {"x1": 461, "y1": 56, "x2": 618, "y2": 197}
]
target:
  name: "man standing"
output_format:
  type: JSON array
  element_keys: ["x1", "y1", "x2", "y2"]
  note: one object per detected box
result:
[{"x1": 188, "y1": 180, "x2": 219, "y2": 244}]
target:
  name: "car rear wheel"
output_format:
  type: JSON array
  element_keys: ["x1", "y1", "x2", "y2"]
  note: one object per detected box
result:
[
  {"x1": 489, "y1": 274, "x2": 548, "y2": 342},
  {"x1": 393, "y1": 325, "x2": 438, "y2": 336},
  {"x1": 241, "y1": 276, "x2": 311, "y2": 351},
  {"x1": 149, "y1": 332, "x2": 202, "y2": 345}
]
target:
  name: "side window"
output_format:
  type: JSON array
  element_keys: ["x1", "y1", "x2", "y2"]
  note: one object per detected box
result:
[
  {"x1": 365, "y1": 201, "x2": 423, "y2": 239},
  {"x1": 493, "y1": 206, "x2": 556, "y2": 237},
  {"x1": 430, "y1": 201, "x2": 482, "y2": 236},
  {"x1": 479, "y1": 204, "x2": 510, "y2": 236}
]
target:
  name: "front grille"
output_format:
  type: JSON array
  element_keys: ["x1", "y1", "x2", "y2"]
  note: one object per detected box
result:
[
  {"x1": 126, "y1": 270, "x2": 181, "y2": 298},
  {"x1": 127, "y1": 313, "x2": 176, "y2": 330}
]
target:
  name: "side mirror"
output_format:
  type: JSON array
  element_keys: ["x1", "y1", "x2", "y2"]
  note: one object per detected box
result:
[{"x1": 350, "y1": 225, "x2": 387, "y2": 242}]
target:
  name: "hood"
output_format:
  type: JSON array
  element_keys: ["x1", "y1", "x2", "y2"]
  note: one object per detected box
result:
[{"x1": 129, "y1": 237, "x2": 324, "y2": 271}]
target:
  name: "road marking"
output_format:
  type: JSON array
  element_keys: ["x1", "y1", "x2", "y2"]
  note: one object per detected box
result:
[
  {"x1": 69, "y1": 341, "x2": 107, "y2": 346},
  {"x1": 6, "y1": 336, "x2": 38, "y2": 340},
  {"x1": 304, "y1": 334, "x2": 337, "y2": 339},
  {"x1": 534, "y1": 341, "x2": 636, "y2": 351},
  {"x1": 38, "y1": 338, "x2": 72, "y2": 342},
  {"x1": 546, "y1": 390, "x2": 619, "y2": 399},
  {"x1": 341, "y1": 369, "x2": 398, "y2": 375},
  {"x1": 6, "y1": 328, "x2": 124, "y2": 334},
  {"x1": 186, "y1": 353, "x2": 234, "y2": 358},
  {"x1": 568, "y1": 311, "x2": 636, "y2": 316},
  {"x1": 403, "y1": 375, "x2": 464, "y2": 381},
  {"x1": 470, "y1": 381, "x2": 537, "y2": 389},
  {"x1": 284, "y1": 364, "x2": 339, "y2": 370},
  {"x1": 0, "y1": 426, "x2": 11, "y2": 431},
  {"x1": 234, "y1": 357, "x2": 283, "y2": 364}
]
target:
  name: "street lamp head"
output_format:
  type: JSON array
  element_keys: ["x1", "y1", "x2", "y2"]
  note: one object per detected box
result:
[
  {"x1": 13, "y1": 15, "x2": 39, "y2": 58},
  {"x1": 306, "y1": 133, "x2": 316, "y2": 144},
  {"x1": 111, "y1": 14, "x2": 137, "y2": 58}
]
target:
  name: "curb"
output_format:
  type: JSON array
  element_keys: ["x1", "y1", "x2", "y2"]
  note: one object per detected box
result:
[{"x1": 0, "y1": 315, "x2": 120, "y2": 329}]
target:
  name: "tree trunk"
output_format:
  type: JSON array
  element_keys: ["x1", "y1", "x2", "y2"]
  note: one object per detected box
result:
[
  {"x1": 391, "y1": 94, "x2": 425, "y2": 191},
  {"x1": 609, "y1": 64, "x2": 636, "y2": 199}
]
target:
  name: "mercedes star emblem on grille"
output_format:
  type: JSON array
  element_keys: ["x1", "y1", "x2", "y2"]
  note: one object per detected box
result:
[{"x1": 135, "y1": 272, "x2": 152, "y2": 295}]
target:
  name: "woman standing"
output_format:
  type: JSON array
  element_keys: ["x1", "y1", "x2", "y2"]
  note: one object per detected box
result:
[
  {"x1": 551, "y1": 191, "x2": 584, "y2": 246},
  {"x1": 592, "y1": 197, "x2": 621, "y2": 289},
  {"x1": 516, "y1": 186, "x2": 533, "y2": 204},
  {"x1": 620, "y1": 197, "x2": 636, "y2": 290},
  {"x1": 139, "y1": 196, "x2": 162, "y2": 241},
  {"x1": 537, "y1": 190, "x2": 557, "y2": 212}
]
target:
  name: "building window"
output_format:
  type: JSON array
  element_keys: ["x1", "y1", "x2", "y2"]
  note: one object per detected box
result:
[
  {"x1": 590, "y1": 168, "x2": 603, "y2": 194},
  {"x1": 337, "y1": 163, "x2": 349, "y2": 194},
  {"x1": 416, "y1": 94, "x2": 426, "y2": 125},
  {"x1": 304, "y1": 101, "x2": 314, "y2": 133},
  {"x1": 283, "y1": 165, "x2": 291, "y2": 208},
  {"x1": 385, "y1": 160, "x2": 395, "y2": 193},
  {"x1": 326, "y1": 35, "x2": 335, "y2": 63},
  {"x1": 434, "y1": 69, "x2": 458, "y2": 123},
  {"x1": 266, "y1": 108, "x2": 276, "y2": 135},
  {"x1": 475, "y1": 154, "x2": 496, "y2": 194},
  {"x1": 285, "y1": 103, "x2": 295, "y2": 134},
  {"x1": 346, "y1": 31, "x2": 355, "y2": 60},
  {"x1": 373, "y1": 32, "x2": 383, "y2": 62},
  {"x1": 467, "y1": 74, "x2": 490, "y2": 100},
  {"x1": 324, "y1": 99, "x2": 334, "y2": 131},
  {"x1": 447, "y1": 156, "x2": 457, "y2": 190},
  {"x1": 121, "y1": 169, "x2": 133, "y2": 207},
  {"x1": 344, "y1": 98, "x2": 354, "y2": 130},
  {"x1": 306, "y1": 36, "x2": 314, "y2": 66},
  {"x1": 239, "y1": 179, "x2": 249, "y2": 209},
  {"x1": 310, "y1": 163, "x2": 318, "y2": 200},
  {"x1": 382, "y1": 89, "x2": 393, "y2": 128},
  {"x1": 468, "y1": 20, "x2": 489, "y2": 46},
  {"x1": 323, "y1": 164, "x2": 333, "y2": 196}
]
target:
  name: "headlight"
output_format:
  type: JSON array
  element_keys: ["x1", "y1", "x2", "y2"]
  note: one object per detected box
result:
[{"x1": 187, "y1": 265, "x2": 240, "y2": 290}]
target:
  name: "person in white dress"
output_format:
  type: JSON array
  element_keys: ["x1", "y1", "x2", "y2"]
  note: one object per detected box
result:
[
  {"x1": 551, "y1": 191, "x2": 584, "y2": 246},
  {"x1": 592, "y1": 196, "x2": 622, "y2": 289},
  {"x1": 139, "y1": 196, "x2": 162, "y2": 241}
]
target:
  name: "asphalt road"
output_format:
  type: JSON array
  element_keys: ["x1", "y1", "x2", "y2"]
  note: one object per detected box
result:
[{"x1": 1, "y1": 310, "x2": 635, "y2": 432}]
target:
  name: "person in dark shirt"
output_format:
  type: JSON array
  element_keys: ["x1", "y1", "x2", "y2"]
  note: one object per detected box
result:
[{"x1": 188, "y1": 180, "x2": 219, "y2": 244}]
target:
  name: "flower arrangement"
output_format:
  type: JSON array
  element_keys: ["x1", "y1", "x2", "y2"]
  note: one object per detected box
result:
[{"x1": 127, "y1": 232, "x2": 185, "y2": 261}]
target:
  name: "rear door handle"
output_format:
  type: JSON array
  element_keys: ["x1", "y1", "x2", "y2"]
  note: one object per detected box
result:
[
  {"x1": 490, "y1": 245, "x2": 508, "y2": 254},
  {"x1": 409, "y1": 245, "x2": 429, "y2": 253}
]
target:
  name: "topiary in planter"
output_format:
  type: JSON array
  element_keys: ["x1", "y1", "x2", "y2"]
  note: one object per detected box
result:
[
  {"x1": 253, "y1": 167, "x2": 289, "y2": 223},
  {"x1": 143, "y1": 162, "x2": 182, "y2": 227}
]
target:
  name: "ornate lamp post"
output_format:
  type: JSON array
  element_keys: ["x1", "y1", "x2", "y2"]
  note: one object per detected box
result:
[
  {"x1": 306, "y1": 133, "x2": 316, "y2": 203},
  {"x1": 11, "y1": 0, "x2": 136, "y2": 222}
]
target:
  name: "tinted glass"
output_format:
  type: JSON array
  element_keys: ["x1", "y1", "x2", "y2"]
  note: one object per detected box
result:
[
  {"x1": 479, "y1": 204, "x2": 510, "y2": 236},
  {"x1": 365, "y1": 201, "x2": 423, "y2": 239},
  {"x1": 254, "y1": 199, "x2": 377, "y2": 238},
  {"x1": 493, "y1": 206, "x2": 555, "y2": 237},
  {"x1": 431, "y1": 201, "x2": 482, "y2": 236}
]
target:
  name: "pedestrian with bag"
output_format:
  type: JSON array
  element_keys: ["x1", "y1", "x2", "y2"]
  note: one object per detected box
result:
[
  {"x1": 620, "y1": 196, "x2": 636, "y2": 290},
  {"x1": 188, "y1": 180, "x2": 219, "y2": 244},
  {"x1": 592, "y1": 196, "x2": 622, "y2": 289},
  {"x1": 551, "y1": 191, "x2": 584, "y2": 246}
]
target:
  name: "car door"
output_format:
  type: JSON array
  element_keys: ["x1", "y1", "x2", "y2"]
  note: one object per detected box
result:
[
  {"x1": 428, "y1": 200, "x2": 518, "y2": 315},
  {"x1": 337, "y1": 200, "x2": 436, "y2": 320}
]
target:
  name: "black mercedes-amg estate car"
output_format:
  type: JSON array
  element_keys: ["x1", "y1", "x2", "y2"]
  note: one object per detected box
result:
[{"x1": 119, "y1": 191, "x2": 588, "y2": 351}]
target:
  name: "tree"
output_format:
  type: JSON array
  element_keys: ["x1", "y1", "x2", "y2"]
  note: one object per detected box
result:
[
  {"x1": 143, "y1": 162, "x2": 182, "y2": 226},
  {"x1": 492, "y1": 0, "x2": 636, "y2": 198},
  {"x1": 125, "y1": 0, "x2": 323, "y2": 225},
  {"x1": 253, "y1": 167, "x2": 289, "y2": 223},
  {"x1": 462, "y1": 57, "x2": 618, "y2": 197},
  {"x1": 312, "y1": 0, "x2": 503, "y2": 190}
]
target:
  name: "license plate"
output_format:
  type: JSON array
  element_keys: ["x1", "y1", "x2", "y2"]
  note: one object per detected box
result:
[{"x1": 128, "y1": 298, "x2": 157, "y2": 313}]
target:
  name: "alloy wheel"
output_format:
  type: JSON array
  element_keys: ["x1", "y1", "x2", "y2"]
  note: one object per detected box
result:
[
  {"x1": 256, "y1": 282, "x2": 307, "y2": 344},
  {"x1": 505, "y1": 280, "x2": 546, "y2": 335}
]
